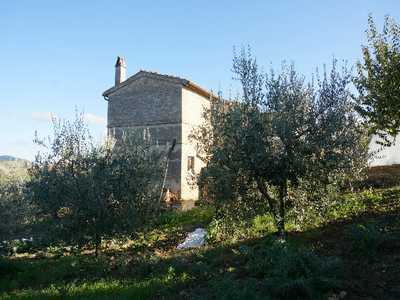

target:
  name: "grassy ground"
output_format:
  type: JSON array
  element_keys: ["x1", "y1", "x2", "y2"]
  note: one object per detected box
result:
[{"x1": 1, "y1": 188, "x2": 399, "y2": 299}]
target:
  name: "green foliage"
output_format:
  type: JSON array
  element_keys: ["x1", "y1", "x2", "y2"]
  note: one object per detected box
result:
[
  {"x1": 347, "y1": 222, "x2": 384, "y2": 258},
  {"x1": 329, "y1": 187, "x2": 400, "y2": 220},
  {"x1": 0, "y1": 177, "x2": 33, "y2": 243},
  {"x1": 206, "y1": 186, "x2": 400, "y2": 243},
  {"x1": 355, "y1": 15, "x2": 400, "y2": 145},
  {"x1": 0, "y1": 275, "x2": 189, "y2": 300},
  {"x1": 0, "y1": 159, "x2": 29, "y2": 183},
  {"x1": 245, "y1": 238, "x2": 342, "y2": 299},
  {"x1": 156, "y1": 205, "x2": 214, "y2": 229},
  {"x1": 27, "y1": 112, "x2": 164, "y2": 251},
  {"x1": 5, "y1": 239, "x2": 34, "y2": 255},
  {"x1": 0, "y1": 188, "x2": 399, "y2": 299},
  {"x1": 252, "y1": 214, "x2": 276, "y2": 234},
  {"x1": 286, "y1": 186, "x2": 400, "y2": 231},
  {"x1": 207, "y1": 218, "x2": 239, "y2": 242},
  {"x1": 0, "y1": 257, "x2": 21, "y2": 277},
  {"x1": 206, "y1": 213, "x2": 277, "y2": 243},
  {"x1": 208, "y1": 276, "x2": 261, "y2": 300},
  {"x1": 193, "y1": 48, "x2": 369, "y2": 233}
]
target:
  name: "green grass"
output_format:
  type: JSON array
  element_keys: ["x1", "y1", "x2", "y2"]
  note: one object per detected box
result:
[
  {"x1": 0, "y1": 272, "x2": 190, "y2": 299},
  {"x1": 1, "y1": 188, "x2": 400, "y2": 299}
]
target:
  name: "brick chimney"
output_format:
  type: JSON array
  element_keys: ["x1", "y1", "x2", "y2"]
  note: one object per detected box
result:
[{"x1": 115, "y1": 56, "x2": 126, "y2": 86}]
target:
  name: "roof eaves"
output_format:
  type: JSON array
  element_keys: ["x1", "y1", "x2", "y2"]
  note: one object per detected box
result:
[
  {"x1": 102, "y1": 70, "x2": 218, "y2": 101},
  {"x1": 102, "y1": 70, "x2": 189, "y2": 99},
  {"x1": 183, "y1": 81, "x2": 219, "y2": 101}
]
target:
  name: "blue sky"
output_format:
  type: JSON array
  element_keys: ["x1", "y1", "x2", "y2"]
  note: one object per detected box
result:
[{"x1": 1, "y1": 1, "x2": 399, "y2": 161}]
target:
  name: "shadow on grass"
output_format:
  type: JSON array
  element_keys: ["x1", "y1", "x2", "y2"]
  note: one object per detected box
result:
[
  {"x1": 0, "y1": 276, "x2": 194, "y2": 300},
  {"x1": 1, "y1": 193, "x2": 399, "y2": 299}
]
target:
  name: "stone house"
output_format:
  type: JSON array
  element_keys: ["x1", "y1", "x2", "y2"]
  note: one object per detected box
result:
[{"x1": 102, "y1": 57, "x2": 214, "y2": 203}]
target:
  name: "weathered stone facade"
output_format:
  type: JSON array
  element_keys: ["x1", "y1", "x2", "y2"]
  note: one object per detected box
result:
[{"x1": 103, "y1": 65, "x2": 212, "y2": 202}]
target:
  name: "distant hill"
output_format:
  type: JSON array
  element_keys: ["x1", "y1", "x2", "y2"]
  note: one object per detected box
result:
[
  {"x1": 0, "y1": 155, "x2": 30, "y2": 181},
  {"x1": 0, "y1": 155, "x2": 18, "y2": 161}
]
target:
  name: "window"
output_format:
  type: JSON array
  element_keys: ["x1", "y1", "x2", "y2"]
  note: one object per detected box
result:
[{"x1": 187, "y1": 156, "x2": 195, "y2": 172}]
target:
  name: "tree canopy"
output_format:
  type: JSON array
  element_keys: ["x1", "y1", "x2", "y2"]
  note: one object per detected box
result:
[
  {"x1": 28, "y1": 113, "x2": 164, "y2": 252},
  {"x1": 193, "y1": 49, "x2": 370, "y2": 233},
  {"x1": 355, "y1": 15, "x2": 400, "y2": 145}
]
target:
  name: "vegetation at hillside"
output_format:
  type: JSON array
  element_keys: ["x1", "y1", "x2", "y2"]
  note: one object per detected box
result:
[
  {"x1": 355, "y1": 15, "x2": 400, "y2": 145},
  {"x1": 192, "y1": 49, "x2": 370, "y2": 235},
  {"x1": 27, "y1": 113, "x2": 165, "y2": 254},
  {"x1": 0, "y1": 187, "x2": 399, "y2": 299},
  {"x1": 0, "y1": 159, "x2": 29, "y2": 183}
]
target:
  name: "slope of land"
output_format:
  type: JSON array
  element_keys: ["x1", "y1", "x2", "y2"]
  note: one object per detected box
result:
[
  {"x1": 0, "y1": 187, "x2": 399, "y2": 299},
  {"x1": 367, "y1": 164, "x2": 400, "y2": 187},
  {"x1": 0, "y1": 156, "x2": 30, "y2": 180},
  {"x1": 0, "y1": 156, "x2": 18, "y2": 161}
]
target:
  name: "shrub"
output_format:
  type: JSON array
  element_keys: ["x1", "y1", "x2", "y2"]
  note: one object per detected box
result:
[
  {"x1": 246, "y1": 238, "x2": 342, "y2": 299},
  {"x1": 0, "y1": 257, "x2": 20, "y2": 277},
  {"x1": 347, "y1": 222, "x2": 384, "y2": 258},
  {"x1": 192, "y1": 48, "x2": 369, "y2": 235},
  {"x1": 355, "y1": 15, "x2": 400, "y2": 144},
  {"x1": 209, "y1": 276, "x2": 261, "y2": 300},
  {"x1": 27, "y1": 113, "x2": 164, "y2": 253},
  {"x1": 0, "y1": 178, "x2": 33, "y2": 243}
]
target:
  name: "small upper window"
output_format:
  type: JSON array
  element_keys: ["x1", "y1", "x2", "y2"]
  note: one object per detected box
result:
[{"x1": 187, "y1": 156, "x2": 195, "y2": 172}]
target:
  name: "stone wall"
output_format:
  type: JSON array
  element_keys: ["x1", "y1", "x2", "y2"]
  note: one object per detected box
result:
[
  {"x1": 107, "y1": 76, "x2": 183, "y2": 194},
  {"x1": 109, "y1": 125, "x2": 182, "y2": 193},
  {"x1": 106, "y1": 74, "x2": 211, "y2": 201},
  {"x1": 107, "y1": 75, "x2": 182, "y2": 130}
]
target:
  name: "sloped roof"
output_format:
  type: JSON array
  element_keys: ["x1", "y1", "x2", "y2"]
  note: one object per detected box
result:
[{"x1": 102, "y1": 70, "x2": 218, "y2": 100}]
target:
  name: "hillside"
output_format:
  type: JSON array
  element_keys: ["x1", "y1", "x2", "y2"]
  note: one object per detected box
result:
[
  {"x1": 0, "y1": 156, "x2": 30, "y2": 180},
  {"x1": 0, "y1": 155, "x2": 18, "y2": 161},
  {"x1": 367, "y1": 164, "x2": 400, "y2": 187},
  {"x1": 0, "y1": 187, "x2": 399, "y2": 299}
]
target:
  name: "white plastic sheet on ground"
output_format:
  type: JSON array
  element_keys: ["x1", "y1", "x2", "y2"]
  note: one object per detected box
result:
[{"x1": 177, "y1": 228, "x2": 206, "y2": 249}]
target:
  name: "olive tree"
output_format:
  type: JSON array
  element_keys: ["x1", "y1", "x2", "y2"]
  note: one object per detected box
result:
[
  {"x1": 355, "y1": 15, "x2": 400, "y2": 145},
  {"x1": 193, "y1": 49, "x2": 369, "y2": 234},
  {"x1": 0, "y1": 177, "x2": 32, "y2": 243},
  {"x1": 28, "y1": 113, "x2": 164, "y2": 253}
]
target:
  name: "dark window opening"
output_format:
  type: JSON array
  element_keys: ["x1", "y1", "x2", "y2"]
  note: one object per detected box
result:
[{"x1": 187, "y1": 156, "x2": 195, "y2": 172}]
